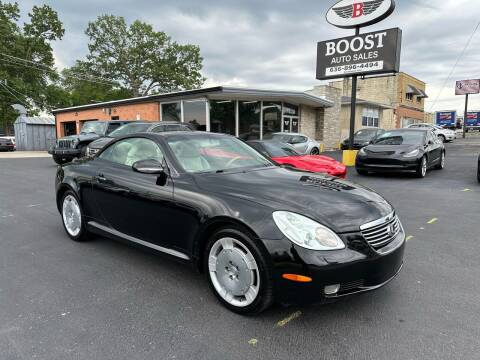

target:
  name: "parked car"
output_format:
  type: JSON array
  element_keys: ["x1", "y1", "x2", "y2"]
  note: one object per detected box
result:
[
  {"x1": 86, "y1": 121, "x2": 193, "y2": 157},
  {"x1": 49, "y1": 120, "x2": 134, "y2": 164},
  {"x1": 356, "y1": 129, "x2": 445, "y2": 178},
  {"x1": 477, "y1": 154, "x2": 480, "y2": 183},
  {"x1": 0, "y1": 136, "x2": 15, "y2": 151},
  {"x1": 340, "y1": 128, "x2": 385, "y2": 150},
  {"x1": 247, "y1": 140, "x2": 347, "y2": 178},
  {"x1": 266, "y1": 132, "x2": 321, "y2": 155},
  {"x1": 56, "y1": 132, "x2": 405, "y2": 314},
  {"x1": 407, "y1": 123, "x2": 456, "y2": 142}
]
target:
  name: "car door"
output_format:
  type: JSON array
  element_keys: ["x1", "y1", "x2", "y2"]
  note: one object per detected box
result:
[
  {"x1": 290, "y1": 135, "x2": 309, "y2": 153},
  {"x1": 425, "y1": 131, "x2": 442, "y2": 165},
  {"x1": 91, "y1": 137, "x2": 176, "y2": 247}
]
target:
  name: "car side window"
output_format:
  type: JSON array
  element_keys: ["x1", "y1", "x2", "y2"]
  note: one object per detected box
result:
[
  {"x1": 291, "y1": 136, "x2": 307, "y2": 144},
  {"x1": 106, "y1": 123, "x2": 122, "y2": 134},
  {"x1": 151, "y1": 125, "x2": 166, "y2": 133},
  {"x1": 99, "y1": 138, "x2": 164, "y2": 167}
]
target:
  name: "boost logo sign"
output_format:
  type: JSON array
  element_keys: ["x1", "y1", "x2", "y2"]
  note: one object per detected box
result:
[
  {"x1": 326, "y1": 0, "x2": 396, "y2": 29},
  {"x1": 316, "y1": 27, "x2": 401, "y2": 80}
]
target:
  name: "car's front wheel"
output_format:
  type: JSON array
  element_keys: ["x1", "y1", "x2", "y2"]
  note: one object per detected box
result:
[
  {"x1": 60, "y1": 191, "x2": 90, "y2": 242},
  {"x1": 53, "y1": 155, "x2": 69, "y2": 165},
  {"x1": 438, "y1": 135, "x2": 446, "y2": 143},
  {"x1": 205, "y1": 227, "x2": 274, "y2": 314},
  {"x1": 435, "y1": 151, "x2": 445, "y2": 170},
  {"x1": 416, "y1": 156, "x2": 428, "y2": 178}
]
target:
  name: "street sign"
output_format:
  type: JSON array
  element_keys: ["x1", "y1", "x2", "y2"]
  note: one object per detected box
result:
[
  {"x1": 435, "y1": 111, "x2": 456, "y2": 126},
  {"x1": 316, "y1": 27, "x2": 402, "y2": 80},
  {"x1": 455, "y1": 79, "x2": 480, "y2": 95},
  {"x1": 326, "y1": 0, "x2": 396, "y2": 29}
]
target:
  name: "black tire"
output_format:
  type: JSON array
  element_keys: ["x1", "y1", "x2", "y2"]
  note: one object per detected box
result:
[
  {"x1": 415, "y1": 156, "x2": 427, "y2": 178},
  {"x1": 435, "y1": 151, "x2": 445, "y2": 170},
  {"x1": 53, "y1": 155, "x2": 69, "y2": 165},
  {"x1": 438, "y1": 135, "x2": 446, "y2": 143},
  {"x1": 310, "y1": 147, "x2": 320, "y2": 155},
  {"x1": 204, "y1": 227, "x2": 274, "y2": 315},
  {"x1": 60, "y1": 190, "x2": 91, "y2": 242},
  {"x1": 356, "y1": 168, "x2": 369, "y2": 176}
]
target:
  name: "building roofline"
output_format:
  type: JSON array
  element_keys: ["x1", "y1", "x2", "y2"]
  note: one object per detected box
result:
[
  {"x1": 341, "y1": 96, "x2": 393, "y2": 109},
  {"x1": 52, "y1": 86, "x2": 333, "y2": 114}
]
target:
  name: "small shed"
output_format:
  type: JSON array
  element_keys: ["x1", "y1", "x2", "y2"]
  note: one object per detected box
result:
[{"x1": 13, "y1": 116, "x2": 56, "y2": 151}]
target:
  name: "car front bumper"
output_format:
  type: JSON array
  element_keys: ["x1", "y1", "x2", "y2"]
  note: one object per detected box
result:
[
  {"x1": 0, "y1": 144, "x2": 15, "y2": 151},
  {"x1": 263, "y1": 228, "x2": 406, "y2": 305},
  {"x1": 48, "y1": 148, "x2": 81, "y2": 157},
  {"x1": 356, "y1": 156, "x2": 420, "y2": 172}
]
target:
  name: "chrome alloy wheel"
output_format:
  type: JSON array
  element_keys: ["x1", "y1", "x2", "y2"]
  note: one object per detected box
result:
[
  {"x1": 208, "y1": 237, "x2": 260, "y2": 307},
  {"x1": 440, "y1": 152, "x2": 445, "y2": 168},
  {"x1": 62, "y1": 195, "x2": 82, "y2": 237},
  {"x1": 421, "y1": 157, "x2": 427, "y2": 177}
]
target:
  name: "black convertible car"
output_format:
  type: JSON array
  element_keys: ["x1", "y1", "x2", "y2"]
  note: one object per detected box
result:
[
  {"x1": 356, "y1": 129, "x2": 445, "y2": 178},
  {"x1": 55, "y1": 132, "x2": 405, "y2": 314}
]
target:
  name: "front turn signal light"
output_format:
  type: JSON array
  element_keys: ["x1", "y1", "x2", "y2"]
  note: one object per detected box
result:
[{"x1": 282, "y1": 274, "x2": 313, "y2": 283}]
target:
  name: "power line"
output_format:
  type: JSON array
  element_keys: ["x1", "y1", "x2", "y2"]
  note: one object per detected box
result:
[
  {"x1": 0, "y1": 55, "x2": 118, "y2": 86},
  {"x1": 0, "y1": 81, "x2": 30, "y2": 107},
  {"x1": 0, "y1": 52, "x2": 117, "y2": 85},
  {"x1": 429, "y1": 21, "x2": 480, "y2": 111}
]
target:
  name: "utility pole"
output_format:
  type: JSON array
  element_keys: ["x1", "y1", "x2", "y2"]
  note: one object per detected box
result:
[
  {"x1": 348, "y1": 27, "x2": 360, "y2": 150},
  {"x1": 463, "y1": 93, "x2": 468, "y2": 139}
]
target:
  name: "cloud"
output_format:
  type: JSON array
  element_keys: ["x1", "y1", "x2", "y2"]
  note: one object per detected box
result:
[{"x1": 17, "y1": 0, "x2": 480, "y2": 113}]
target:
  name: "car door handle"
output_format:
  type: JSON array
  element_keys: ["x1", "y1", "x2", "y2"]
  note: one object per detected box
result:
[{"x1": 95, "y1": 174, "x2": 109, "y2": 183}]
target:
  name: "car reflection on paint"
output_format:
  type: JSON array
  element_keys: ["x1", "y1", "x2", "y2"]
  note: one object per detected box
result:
[{"x1": 55, "y1": 132, "x2": 405, "y2": 314}]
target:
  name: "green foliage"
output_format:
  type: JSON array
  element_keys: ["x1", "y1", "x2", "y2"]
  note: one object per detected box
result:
[
  {"x1": 82, "y1": 15, "x2": 205, "y2": 97},
  {"x1": 0, "y1": 1, "x2": 64, "y2": 134}
]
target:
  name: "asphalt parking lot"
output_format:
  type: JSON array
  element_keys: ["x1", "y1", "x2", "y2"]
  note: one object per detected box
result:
[{"x1": 0, "y1": 137, "x2": 479, "y2": 360}]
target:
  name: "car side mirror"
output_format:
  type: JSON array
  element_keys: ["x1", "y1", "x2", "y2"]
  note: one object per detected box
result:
[{"x1": 132, "y1": 159, "x2": 165, "y2": 174}]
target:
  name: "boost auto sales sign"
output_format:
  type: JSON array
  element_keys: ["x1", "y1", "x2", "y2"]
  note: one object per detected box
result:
[{"x1": 316, "y1": 27, "x2": 402, "y2": 80}]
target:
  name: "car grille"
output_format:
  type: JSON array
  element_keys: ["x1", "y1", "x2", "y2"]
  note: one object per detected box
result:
[
  {"x1": 360, "y1": 213, "x2": 401, "y2": 250},
  {"x1": 57, "y1": 139, "x2": 74, "y2": 148}
]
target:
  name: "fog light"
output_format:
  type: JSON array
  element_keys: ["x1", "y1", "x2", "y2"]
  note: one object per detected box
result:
[{"x1": 324, "y1": 284, "x2": 340, "y2": 295}]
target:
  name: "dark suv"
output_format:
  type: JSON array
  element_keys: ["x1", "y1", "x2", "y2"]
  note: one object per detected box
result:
[{"x1": 49, "y1": 120, "x2": 133, "y2": 164}]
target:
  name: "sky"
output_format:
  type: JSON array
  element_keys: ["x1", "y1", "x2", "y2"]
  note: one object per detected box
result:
[{"x1": 17, "y1": 0, "x2": 480, "y2": 114}]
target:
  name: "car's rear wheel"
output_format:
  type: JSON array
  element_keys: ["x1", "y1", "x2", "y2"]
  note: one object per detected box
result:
[
  {"x1": 310, "y1": 147, "x2": 320, "y2": 155},
  {"x1": 61, "y1": 191, "x2": 90, "y2": 242},
  {"x1": 416, "y1": 156, "x2": 427, "y2": 178},
  {"x1": 435, "y1": 151, "x2": 445, "y2": 170},
  {"x1": 205, "y1": 227, "x2": 274, "y2": 314}
]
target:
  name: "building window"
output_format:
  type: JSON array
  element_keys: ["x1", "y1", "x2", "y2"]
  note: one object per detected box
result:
[
  {"x1": 361, "y1": 107, "x2": 380, "y2": 127},
  {"x1": 238, "y1": 101, "x2": 261, "y2": 140},
  {"x1": 262, "y1": 101, "x2": 282, "y2": 139},
  {"x1": 416, "y1": 97, "x2": 422, "y2": 103},
  {"x1": 111, "y1": 116, "x2": 119, "y2": 120},
  {"x1": 184, "y1": 100, "x2": 207, "y2": 131},
  {"x1": 283, "y1": 103, "x2": 299, "y2": 117},
  {"x1": 161, "y1": 102, "x2": 181, "y2": 122},
  {"x1": 406, "y1": 93, "x2": 413, "y2": 101},
  {"x1": 210, "y1": 100, "x2": 236, "y2": 135}
]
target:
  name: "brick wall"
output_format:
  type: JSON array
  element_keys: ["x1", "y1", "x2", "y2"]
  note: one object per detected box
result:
[{"x1": 55, "y1": 102, "x2": 160, "y2": 136}]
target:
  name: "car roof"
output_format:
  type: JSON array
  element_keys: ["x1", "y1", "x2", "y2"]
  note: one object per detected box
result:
[
  {"x1": 145, "y1": 131, "x2": 230, "y2": 139},
  {"x1": 386, "y1": 128, "x2": 429, "y2": 132}
]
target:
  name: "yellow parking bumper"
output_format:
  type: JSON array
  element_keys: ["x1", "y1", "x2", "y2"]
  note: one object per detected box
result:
[{"x1": 342, "y1": 150, "x2": 358, "y2": 166}]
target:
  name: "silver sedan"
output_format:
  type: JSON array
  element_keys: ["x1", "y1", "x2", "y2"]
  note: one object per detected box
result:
[{"x1": 267, "y1": 132, "x2": 321, "y2": 155}]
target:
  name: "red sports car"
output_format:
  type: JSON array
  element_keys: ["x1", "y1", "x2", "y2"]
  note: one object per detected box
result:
[{"x1": 247, "y1": 140, "x2": 347, "y2": 178}]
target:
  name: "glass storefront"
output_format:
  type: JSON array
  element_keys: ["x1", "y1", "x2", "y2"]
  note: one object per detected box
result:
[
  {"x1": 210, "y1": 100, "x2": 235, "y2": 135},
  {"x1": 161, "y1": 102, "x2": 181, "y2": 122},
  {"x1": 184, "y1": 100, "x2": 207, "y2": 131},
  {"x1": 262, "y1": 102, "x2": 282, "y2": 139},
  {"x1": 238, "y1": 101, "x2": 261, "y2": 140}
]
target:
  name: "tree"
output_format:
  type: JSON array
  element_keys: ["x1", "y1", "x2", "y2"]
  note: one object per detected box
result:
[
  {"x1": 78, "y1": 15, "x2": 204, "y2": 97},
  {"x1": 0, "y1": 1, "x2": 64, "y2": 134}
]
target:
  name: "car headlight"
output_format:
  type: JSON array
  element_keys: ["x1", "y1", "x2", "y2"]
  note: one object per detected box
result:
[
  {"x1": 71, "y1": 139, "x2": 79, "y2": 148},
  {"x1": 358, "y1": 147, "x2": 367, "y2": 156},
  {"x1": 272, "y1": 211, "x2": 345, "y2": 251},
  {"x1": 403, "y1": 149, "x2": 420, "y2": 158}
]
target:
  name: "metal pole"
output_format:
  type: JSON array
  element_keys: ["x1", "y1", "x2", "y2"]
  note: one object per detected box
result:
[
  {"x1": 348, "y1": 27, "x2": 360, "y2": 150},
  {"x1": 463, "y1": 93, "x2": 468, "y2": 139}
]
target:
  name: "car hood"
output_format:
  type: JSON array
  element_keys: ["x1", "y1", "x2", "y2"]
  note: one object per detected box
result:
[
  {"x1": 364, "y1": 144, "x2": 419, "y2": 155},
  {"x1": 194, "y1": 167, "x2": 393, "y2": 233},
  {"x1": 89, "y1": 136, "x2": 114, "y2": 149},
  {"x1": 60, "y1": 133, "x2": 101, "y2": 142}
]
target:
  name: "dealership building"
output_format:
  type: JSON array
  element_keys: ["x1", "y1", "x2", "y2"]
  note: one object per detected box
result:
[{"x1": 52, "y1": 86, "x2": 351, "y2": 148}]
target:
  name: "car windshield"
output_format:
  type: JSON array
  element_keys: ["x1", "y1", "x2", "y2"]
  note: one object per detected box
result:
[
  {"x1": 80, "y1": 122, "x2": 106, "y2": 135},
  {"x1": 259, "y1": 142, "x2": 300, "y2": 157},
  {"x1": 109, "y1": 123, "x2": 152, "y2": 138},
  {"x1": 355, "y1": 129, "x2": 378, "y2": 139},
  {"x1": 167, "y1": 134, "x2": 274, "y2": 173},
  {"x1": 373, "y1": 130, "x2": 425, "y2": 145}
]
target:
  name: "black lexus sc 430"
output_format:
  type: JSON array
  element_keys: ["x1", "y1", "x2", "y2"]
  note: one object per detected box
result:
[{"x1": 55, "y1": 132, "x2": 405, "y2": 314}]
